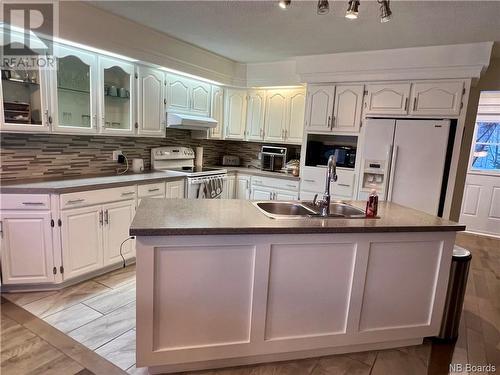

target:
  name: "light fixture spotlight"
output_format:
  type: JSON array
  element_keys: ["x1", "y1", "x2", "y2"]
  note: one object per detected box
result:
[
  {"x1": 279, "y1": 0, "x2": 291, "y2": 9},
  {"x1": 317, "y1": 0, "x2": 329, "y2": 15},
  {"x1": 378, "y1": 0, "x2": 392, "y2": 22},
  {"x1": 345, "y1": 0, "x2": 360, "y2": 19}
]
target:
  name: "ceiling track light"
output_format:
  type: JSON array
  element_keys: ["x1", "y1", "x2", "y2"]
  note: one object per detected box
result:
[
  {"x1": 278, "y1": 0, "x2": 291, "y2": 9},
  {"x1": 345, "y1": 0, "x2": 360, "y2": 19},
  {"x1": 317, "y1": 0, "x2": 329, "y2": 15},
  {"x1": 378, "y1": 0, "x2": 392, "y2": 23}
]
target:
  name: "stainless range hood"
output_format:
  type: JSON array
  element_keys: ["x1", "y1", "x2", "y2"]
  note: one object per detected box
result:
[{"x1": 167, "y1": 112, "x2": 217, "y2": 130}]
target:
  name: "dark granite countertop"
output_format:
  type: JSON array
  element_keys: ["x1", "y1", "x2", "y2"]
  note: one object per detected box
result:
[
  {"x1": 130, "y1": 199, "x2": 465, "y2": 236},
  {"x1": 0, "y1": 171, "x2": 185, "y2": 194}
]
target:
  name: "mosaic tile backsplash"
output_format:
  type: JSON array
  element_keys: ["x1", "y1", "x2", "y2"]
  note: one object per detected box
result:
[{"x1": 0, "y1": 131, "x2": 301, "y2": 181}]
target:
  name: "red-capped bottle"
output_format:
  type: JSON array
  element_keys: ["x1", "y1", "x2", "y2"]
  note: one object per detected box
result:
[{"x1": 365, "y1": 189, "x2": 378, "y2": 217}]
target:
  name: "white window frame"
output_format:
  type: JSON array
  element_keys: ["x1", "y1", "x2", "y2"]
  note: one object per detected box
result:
[{"x1": 468, "y1": 114, "x2": 500, "y2": 176}]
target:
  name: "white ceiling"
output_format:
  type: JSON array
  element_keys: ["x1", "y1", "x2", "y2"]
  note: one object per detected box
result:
[{"x1": 90, "y1": 1, "x2": 500, "y2": 63}]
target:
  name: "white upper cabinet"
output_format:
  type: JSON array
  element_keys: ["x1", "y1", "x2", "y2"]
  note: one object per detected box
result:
[
  {"x1": 190, "y1": 81, "x2": 211, "y2": 116},
  {"x1": 225, "y1": 88, "x2": 247, "y2": 140},
  {"x1": 285, "y1": 89, "x2": 306, "y2": 143},
  {"x1": 166, "y1": 74, "x2": 211, "y2": 117},
  {"x1": 246, "y1": 90, "x2": 267, "y2": 141},
  {"x1": 333, "y1": 85, "x2": 364, "y2": 133},
  {"x1": 305, "y1": 85, "x2": 336, "y2": 132},
  {"x1": 365, "y1": 83, "x2": 411, "y2": 115},
  {"x1": 166, "y1": 75, "x2": 190, "y2": 113},
  {"x1": 50, "y1": 45, "x2": 98, "y2": 134},
  {"x1": 0, "y1": 211, "x2": 55, "y2": 284},
  {"x1": 209, "y1": 86, "x2": 224, "y2": 139},
  {"x1": 1, "y1": 58, "x2": 51, "y2": 132},
  {"x1": 264, "y1": 90, "x2": 287, "y2": 142},
  {"x1": 137, "y1": 66, "x2": 166, "y2": 137},
  {"x1": 98, "y1": 56, "x2": 135, "y2": 135},
  {"x1": 409, "y1": 80, "x2": 464, "y2": 117}
]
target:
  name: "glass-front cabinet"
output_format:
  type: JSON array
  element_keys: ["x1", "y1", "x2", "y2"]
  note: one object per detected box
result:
[
  {"x1": 51, "y1": 45, "x2": 97, "y2": 133},
  {"x1": 0, "y1": 61, "x2": 50, "y2": 132},
  {"x1": 99, "y1": 57, "x2": 135, "y2": 135}
]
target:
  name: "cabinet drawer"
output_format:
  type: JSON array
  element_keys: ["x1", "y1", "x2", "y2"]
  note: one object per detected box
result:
[
  {"x1": 251, "y1": 176, "x2": 299, "y2": 191},
  {"x1": 300, "y1": 167, "x2": 326, "y2": 192},
  {"x1": 138, "y1": 182, "x2": 166, "y2": 198},
  {"x1": 332, "y1": 169, "x2": 355, "y2": 198},
  {"x1": 61, "y1": 186, "x2": 137, "y2": 209},
  {"x1": 300, "y1": 167, "x2": 355, "y2": 198},
  {"x1": 1, "y1": 194, "x2": 51, "y2": 210}
]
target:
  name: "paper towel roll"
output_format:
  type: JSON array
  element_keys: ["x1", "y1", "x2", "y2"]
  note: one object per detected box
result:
[{"x1": 195, "y1": 147, "x2": 203, "y2": 168}]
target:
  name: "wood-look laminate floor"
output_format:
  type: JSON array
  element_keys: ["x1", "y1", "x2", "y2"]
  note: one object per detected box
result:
[{"x1": 1, "y1": 232, "x2": 499, "y2": 375}]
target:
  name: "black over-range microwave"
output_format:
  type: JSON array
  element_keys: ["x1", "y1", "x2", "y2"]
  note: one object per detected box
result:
[{"x1": 305, "y1": 141, "x2": 357, "y2": 168}]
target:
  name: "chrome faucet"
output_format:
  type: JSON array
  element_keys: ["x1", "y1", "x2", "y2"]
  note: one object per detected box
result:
[{"x1": 313, "y1": 155, "x2": 338, "y2": 216}]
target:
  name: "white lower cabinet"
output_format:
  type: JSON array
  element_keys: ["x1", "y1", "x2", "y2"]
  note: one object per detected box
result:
[
  {"x1": 275, "y1": 190, "x2": 299, "y2": 201},
  {"x1": 61, "y1": 198, "x2": 136, "y2": 281},
  {"x1": 103, "y1": 200, "x2": 136, "y2": 266},
  {"x1": 0, "y1": 211, "x2": 55, "y2": 284},
  {"x1": 252, "y1": 187, "x2": 273, "y2": 200},
  {"x1": 236, "y1": 175, "x2": 251, "y2": 199},
  {"x1": 251, "y1": 176, "x2": 299, "y2": 201},
  {"x1": 166, "y1": 180, "x2": 185, "y2": 198},
  {"x1": 60, "y1": 205, "x2": 104, "y2": 280},
  {"x1": 300, "y1": 167, "x2": 356, "y2": 201},
  {"x1": 224, "y1": 175, "x2": 236, "y2": 199}
]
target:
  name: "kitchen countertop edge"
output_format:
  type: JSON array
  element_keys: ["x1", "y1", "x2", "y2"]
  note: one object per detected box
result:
[{"x1": 0, "y1": 173, "x2": 186, "y2": 194}]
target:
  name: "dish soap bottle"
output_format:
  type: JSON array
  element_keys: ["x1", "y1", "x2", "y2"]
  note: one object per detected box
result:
[{"x1": 365, "y1": 189, "x2": 378, "y2": 217}]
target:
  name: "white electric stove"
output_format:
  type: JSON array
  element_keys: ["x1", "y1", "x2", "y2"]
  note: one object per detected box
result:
[{"x1": 151, "y1": 146, "x2": 227, "y2": 198}]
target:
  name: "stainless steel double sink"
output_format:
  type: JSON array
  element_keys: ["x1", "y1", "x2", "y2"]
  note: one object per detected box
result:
[{"x1": 253, "y1": 201, "x2": 367, "y2": 219}]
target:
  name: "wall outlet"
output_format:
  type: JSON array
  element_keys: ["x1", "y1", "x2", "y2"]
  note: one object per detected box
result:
[{"x1": 112, "y1": 150, "x2": 123, "y2": 161}]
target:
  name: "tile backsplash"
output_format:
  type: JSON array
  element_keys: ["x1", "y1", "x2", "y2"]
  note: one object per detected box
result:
[{"x1": 0, "y1": 131, "x2": 301, "y2": 181}]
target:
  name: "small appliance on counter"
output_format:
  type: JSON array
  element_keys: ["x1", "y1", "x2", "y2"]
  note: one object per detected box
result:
[
  {"x1": 132, "y1": 158, "x2": 144, "y2": 173},
  {"x1": 283, "y1": 159, "x2": 300, "y2": 177},
  {"x1": 195, "y1": 147, "x2": 203, "y2": 168},
  {"x1": 261, "y1": 146, "x2": 287, "y2": 172},
  {"x1": 222, "y1": 155, "x2": 240, "y2": 166}
]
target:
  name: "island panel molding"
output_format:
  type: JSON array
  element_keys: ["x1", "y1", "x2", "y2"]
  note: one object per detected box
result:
[
  {"x1": 135, "y1": 230, "x2": 455, "y2": 373},
  {"x1": 264, "y1": 242, "x2": 356, "y2": 340},
  {"x1": 153, "y1": 244, "x2": 256, "y2": 350}
]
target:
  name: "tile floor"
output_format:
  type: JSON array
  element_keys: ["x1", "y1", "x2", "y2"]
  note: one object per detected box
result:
[{"x1": 2, "y1": 231, "x2": 499, "y2": 375}]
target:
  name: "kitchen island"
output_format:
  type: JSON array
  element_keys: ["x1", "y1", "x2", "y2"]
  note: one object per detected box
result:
[{"x1": 131, "y1": 199, "x2": 465, "y2": 374}]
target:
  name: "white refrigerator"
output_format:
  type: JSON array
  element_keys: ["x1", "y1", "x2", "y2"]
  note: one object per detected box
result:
[{"x1": 358, "y1": 119, "x2": 451, "y2": 216}]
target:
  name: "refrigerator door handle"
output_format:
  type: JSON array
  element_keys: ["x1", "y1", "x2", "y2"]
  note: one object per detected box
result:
[{"x1": 387, "y1": 145, "x2": 399, "y2": 202}]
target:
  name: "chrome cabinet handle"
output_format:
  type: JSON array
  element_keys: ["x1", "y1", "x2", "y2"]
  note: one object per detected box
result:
[
  {"x1": 331, "y1": 116, "x2": 335, "y2": 129},
  {"x1": 67, "y1": 199, "x2": 85, "y2": 204},
  {"x1": 121, "y1": 192, "x2": 135, "y2": 196},
  {"x1": 104, "y1": 209, "x2": 109, "y2": 225},
  {"x1": 22, "y1": 202, "x2": 45, "y2": 206},
  {"x1": 148, "y1": 188, "x2": 160, "y2": 192},
  {"x1": 303, "y1": 179, "x2": 315, "y2": 183},
  {"x1": 99, "y1": 210, "x2": 103, "y2": 226},
  {"x1": 338, "y1": 183, "x2": 350, "y2": 187},
  {"x1": 286, "y1": 184, "x2": 296, "y2": 188},
  {"x1": 328, "y1": 116, "x2": 331, "y2": 128},
  {"x1": 404, "y1": 98, "x2": 409, "y2": 111},
  {"x1": 413, "y1": 97, "x2": 418, "y2": 111}
]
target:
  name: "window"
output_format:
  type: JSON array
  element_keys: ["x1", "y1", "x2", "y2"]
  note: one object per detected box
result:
[{"x1": 471, "y1": 121, "x2": 500, "y2": 172}]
